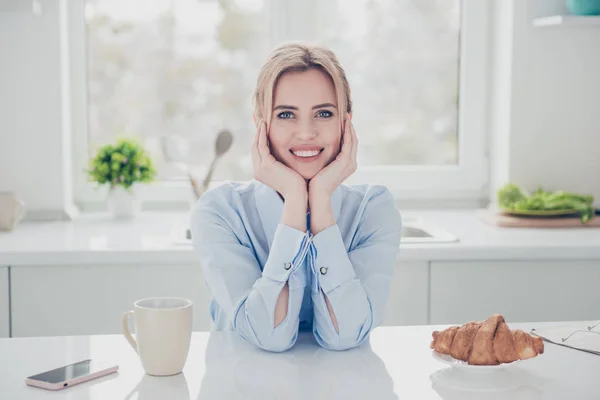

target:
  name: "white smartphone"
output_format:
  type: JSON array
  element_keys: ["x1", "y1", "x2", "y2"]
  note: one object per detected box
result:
[{"x1": 25, "y1": 359, "x2": 119, "y2": 391}]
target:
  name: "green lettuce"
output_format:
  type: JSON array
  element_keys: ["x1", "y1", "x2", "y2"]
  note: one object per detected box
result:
[{"x1": 497, "y1": 183, "x2": 594, "y2": 223}]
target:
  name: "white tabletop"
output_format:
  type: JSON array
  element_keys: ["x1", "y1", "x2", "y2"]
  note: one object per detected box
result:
[{"x1": 1, "y1": 323, "x2": 599, "y2": 399}]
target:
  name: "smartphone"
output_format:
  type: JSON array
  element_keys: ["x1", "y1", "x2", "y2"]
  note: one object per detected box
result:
[{"x1": 25, "y1": 359, "x2": 119, "y2": 391}]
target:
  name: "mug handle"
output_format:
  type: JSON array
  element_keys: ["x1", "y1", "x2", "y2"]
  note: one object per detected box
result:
[
  {"x1": 121, "y1": 310, "x2": 138, "y2": 354},
  {"x1": 14, "y1": 200, "x2": 25, "y2": 224}
]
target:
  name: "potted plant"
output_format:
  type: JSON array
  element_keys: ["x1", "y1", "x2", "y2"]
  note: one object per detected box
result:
[
  {"x1": 566, "y1": 0, "x2": 600, "y2": 15},
  {"x1": 87, "y1": 138, "x2": 157, "y2": 219}
]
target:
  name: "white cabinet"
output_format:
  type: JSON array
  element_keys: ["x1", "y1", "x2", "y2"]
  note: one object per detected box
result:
[
  {"x1": 430, "y1": 261, "x2": 600, "y2": 325},
  {"x1": 11, "y1": 264, "x2": 212, "y2": 337},
  {"x1": 0, "y1": 266, "x2": 8, "y2": 337},
  {"x1": 10, "y1": 259, "x2": 600, "y2": 337},
  {"x1": 382, "y1": 262, "x2": 429, "y2": 326}
]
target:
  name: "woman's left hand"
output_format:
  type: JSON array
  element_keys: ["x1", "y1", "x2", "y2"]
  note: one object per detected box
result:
[{"x1": 309, "y1": 114, "x2": 358, "y2": 200}]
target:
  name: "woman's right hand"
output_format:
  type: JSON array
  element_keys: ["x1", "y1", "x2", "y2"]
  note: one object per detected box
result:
[{"x1": 252, "y1": 120, "x2": 306, "y2": 200}]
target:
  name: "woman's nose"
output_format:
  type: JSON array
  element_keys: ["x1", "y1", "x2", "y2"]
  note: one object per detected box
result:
[{"x1": 296, "y1": 119, "x2": 317, "y2": 140}]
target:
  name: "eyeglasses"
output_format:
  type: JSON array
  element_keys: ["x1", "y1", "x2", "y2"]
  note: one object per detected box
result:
[{"x1": 561, "y1": 320, "x2": 600, "y2": 343}]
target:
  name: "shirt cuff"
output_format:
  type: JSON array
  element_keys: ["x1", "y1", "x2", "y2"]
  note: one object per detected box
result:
[
  {"x1": 262, "y1": 223, "x2": 311, "y2": 283},
  {"x1": 311, "y1": 224, "x2": 356, "y2": 294}
]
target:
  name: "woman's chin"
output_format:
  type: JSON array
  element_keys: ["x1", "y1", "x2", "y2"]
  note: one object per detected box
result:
[{"x1": 293, "y1": 165, "x2": 320, "y2": 181}]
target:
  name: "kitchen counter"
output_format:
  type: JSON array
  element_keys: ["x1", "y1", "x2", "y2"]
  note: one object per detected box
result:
[
  {"x1": 0, "y1": 210, "x2": 599, "y2": 265},
  {"x1": 1, "y1": 322, "x2": 598, "y2": 399}
]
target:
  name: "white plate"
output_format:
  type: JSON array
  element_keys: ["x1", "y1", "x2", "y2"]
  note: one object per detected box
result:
[
  {"x1": 430, "y1": 368, "x2": 524, "y2": 393},
  {"x1": 432, "y1": 351, "x2": 523, "y2": 372}
]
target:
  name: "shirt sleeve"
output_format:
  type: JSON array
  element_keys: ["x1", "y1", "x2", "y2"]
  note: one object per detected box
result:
[
  {"x1": 190, "y1": 191, "x2": 310, "y2": 352},
  {"x1": 309, "y1": 187, "x2": 402, "y2": 351}
]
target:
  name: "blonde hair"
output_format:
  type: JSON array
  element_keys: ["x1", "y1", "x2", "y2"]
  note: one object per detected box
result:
[{"x1": 253, "y1": 43, "x2": 352, "y2": 126}]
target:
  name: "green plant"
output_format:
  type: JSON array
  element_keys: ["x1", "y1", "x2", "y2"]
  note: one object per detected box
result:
[
  {"x1": 497, "y1": 182, "x2": 595, "y2": 223},
  {"x1": 87, "y1": 137, "x2": 157, "y2": 190}
]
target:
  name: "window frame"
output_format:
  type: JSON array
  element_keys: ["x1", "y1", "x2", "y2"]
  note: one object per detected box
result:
[{"x1": 69, "y1": 0, "x2": 490, "y2": 210}]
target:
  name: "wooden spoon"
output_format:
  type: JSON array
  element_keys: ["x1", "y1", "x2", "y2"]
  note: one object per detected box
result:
[{"x1": 202, "y1": 129, "x2": 233, "y2": 192}]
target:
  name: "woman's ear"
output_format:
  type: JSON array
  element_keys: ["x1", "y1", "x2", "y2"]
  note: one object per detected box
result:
[{"x1": 349, "y1": 112, "x2": 353, "y2": 120}]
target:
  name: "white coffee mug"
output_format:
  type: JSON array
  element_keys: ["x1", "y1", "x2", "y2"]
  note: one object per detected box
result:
[
  {"x1": 122, "y1": 297, "x2": 193, "y2": 376},
  {"x1": 0, "y1": 192, "x2": 26, "y2": 231}
]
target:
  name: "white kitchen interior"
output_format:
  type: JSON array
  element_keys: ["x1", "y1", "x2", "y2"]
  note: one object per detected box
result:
[{"x1": 1, "y1": 0, "x2": 600, "y2": 398}]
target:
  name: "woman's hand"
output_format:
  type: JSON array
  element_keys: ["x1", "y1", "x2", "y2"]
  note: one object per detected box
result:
[
  {"x1": 308, "y1": 115, "x2": 357, "y2": 235},
  {"x1": 309, "y1": 115, "x2": 357, "y2": 201},
  {"x1": 252, "y1": 120, "x2": 307, "y2": 200}
]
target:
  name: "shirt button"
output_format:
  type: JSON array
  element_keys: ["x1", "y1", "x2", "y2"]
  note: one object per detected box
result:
[
  {"x1": 284, "y1": 262, "x2": 292, "y2": 270},
  {"x1": 320, "y1": 266, "x2": 328, "y2": 275}
]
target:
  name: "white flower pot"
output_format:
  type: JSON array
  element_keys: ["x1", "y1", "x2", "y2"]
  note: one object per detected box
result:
[{"x1": 107, "y1": 186, "x2": 139, "y2": 219}]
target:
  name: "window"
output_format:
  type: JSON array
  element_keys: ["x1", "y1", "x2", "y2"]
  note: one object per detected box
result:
[
  {"x1": 70, "y1": 0, "x2": 489, "y2": 207},
  {"x1": 285, "y1": 0, "x2": 462, "y2": 167},
  {"x1": 84, "y1": 0, "x2": 272, "y2": 182}
]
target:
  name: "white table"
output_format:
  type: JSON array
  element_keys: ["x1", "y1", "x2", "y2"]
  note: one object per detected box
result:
[{"x1": 1, "y1": 323, "x2": 598, "y2": 399}]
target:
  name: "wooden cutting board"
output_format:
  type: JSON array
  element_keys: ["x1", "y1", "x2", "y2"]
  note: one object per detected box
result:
[{"x1": 477, "y1": 208, "x2": 600, "y2": 228}]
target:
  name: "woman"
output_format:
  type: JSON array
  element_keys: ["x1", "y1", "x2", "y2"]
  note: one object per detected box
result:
[{"x1": 191, "y1": 43, "x2": 402, "y2": 352}]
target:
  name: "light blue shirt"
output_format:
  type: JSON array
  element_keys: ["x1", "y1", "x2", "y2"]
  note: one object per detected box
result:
[{"x1": 190, "y1": 180, "x2": 402, "y2": 352}]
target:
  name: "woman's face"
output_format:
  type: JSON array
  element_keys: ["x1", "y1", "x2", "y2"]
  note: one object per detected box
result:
[{"x1": 267, "y1": 68, "x2": 343, "y2": 181}]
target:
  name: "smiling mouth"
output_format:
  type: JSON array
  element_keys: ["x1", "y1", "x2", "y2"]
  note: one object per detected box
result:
[{"x1": 290, "y1": 148, "x2": 324, "y2": 158}]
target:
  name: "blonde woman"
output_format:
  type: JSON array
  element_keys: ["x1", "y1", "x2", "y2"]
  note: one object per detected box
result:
[{"x1": 191, "y1": 43, "x2": 402, "y2": 352}]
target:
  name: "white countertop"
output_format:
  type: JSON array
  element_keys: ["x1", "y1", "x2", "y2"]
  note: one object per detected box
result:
[
  {"x1": 1, "y1": 210, "x2": 600, "y2": 265},
  {"x1": 1, "y1": 322, "x2": 598, "y2": 399}
]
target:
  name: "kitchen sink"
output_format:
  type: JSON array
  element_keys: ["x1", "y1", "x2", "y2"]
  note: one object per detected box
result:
[
  {"x1": 401, "y1": 217, "x2": 458, "y2": 243},
  {"x1": 173, "y1": 216, "x2": 458, "y2": 245}
]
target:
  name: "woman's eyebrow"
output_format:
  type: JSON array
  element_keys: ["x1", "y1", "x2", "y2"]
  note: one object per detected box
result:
[
  {"x1": 273, "y1": 104, "x2": 298, "y2": 110},
  {"x1": 312, "y1": 103, "x2": 336, "y2": 109},
  {"x1": 272, "y1": 103, "x2": 337, "y2": 111}
]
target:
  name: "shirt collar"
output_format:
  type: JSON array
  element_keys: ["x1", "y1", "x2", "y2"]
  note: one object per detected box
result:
[{"x1": 254, "y1": 180, "x2": 343, "y2": 249}]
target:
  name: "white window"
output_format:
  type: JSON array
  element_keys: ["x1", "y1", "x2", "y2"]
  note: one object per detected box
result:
[{"x1": 70, "y1": 0, "x2": 489, "y2": 208}]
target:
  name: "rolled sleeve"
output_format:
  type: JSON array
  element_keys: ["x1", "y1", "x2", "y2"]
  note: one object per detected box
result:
[{"x1": 311, "y1": 224, "x2": 356, "y2": 294}]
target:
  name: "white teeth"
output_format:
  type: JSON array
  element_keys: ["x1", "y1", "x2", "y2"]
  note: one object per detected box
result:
[{"x1": 292, "y1": 150, "x2": 320, "y2": 158}]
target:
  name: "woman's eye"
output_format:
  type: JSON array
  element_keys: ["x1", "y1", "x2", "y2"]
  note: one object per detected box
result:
[
  {"x1": 317, "y1": 110, "x2": 333, "y2": 118},
  {"x1": 277, "y1": 111, "x2": 294, "y2": 119}
]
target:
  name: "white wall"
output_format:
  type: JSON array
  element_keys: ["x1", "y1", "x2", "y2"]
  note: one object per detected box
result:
[
  {"x1": 489, "y1": 0, "x2": 600, "y2": 203},
  {"x1": 0, "y1": 0, "x2": 76, "y2": 219}
]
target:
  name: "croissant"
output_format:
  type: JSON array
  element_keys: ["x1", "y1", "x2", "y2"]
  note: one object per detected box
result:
[{"x1": 430, "y1": 314, "x2": 544, "y2": 365}]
